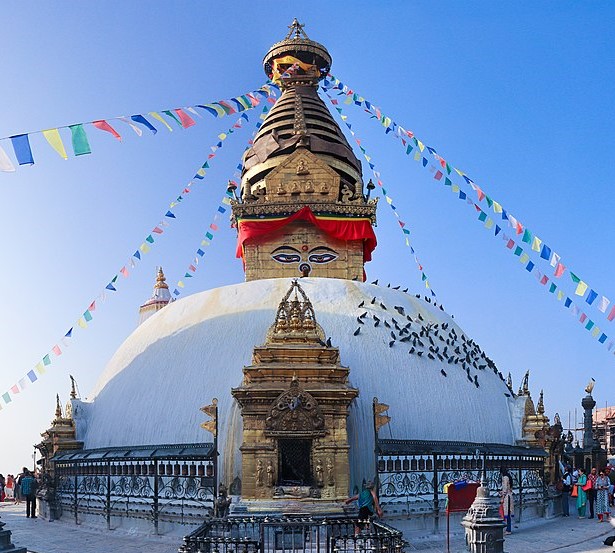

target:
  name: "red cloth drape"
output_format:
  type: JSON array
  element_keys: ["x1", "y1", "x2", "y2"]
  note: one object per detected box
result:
[{"x1": 236, "y1": 206, "x2": 377, "y2": 261}]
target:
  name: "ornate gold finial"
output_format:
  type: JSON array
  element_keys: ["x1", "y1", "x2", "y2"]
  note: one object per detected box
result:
[
  {"x1": 286, "y1": 18, "x2": 308, "y2": 40},
  {"x1": 537, "y1": 390, "x2": 545, "y2": 414},
  {"x1": 55, "y1": 394, "x2": 63, "y2": 419},
  {"x1": 69, "y1": 375, "x2": 77, "y2": 399},
  {"x1": 154, "y1": 267, "x2": 169, "y2": 290}
]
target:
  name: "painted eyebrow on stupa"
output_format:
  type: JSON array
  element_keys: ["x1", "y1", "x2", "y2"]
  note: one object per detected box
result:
[
  {"x1": 271, "y1": 246, "x2": 301, "y2": 254},
  {"x1": 308, "y1": 246, "x2": 338, "y2": 253}
]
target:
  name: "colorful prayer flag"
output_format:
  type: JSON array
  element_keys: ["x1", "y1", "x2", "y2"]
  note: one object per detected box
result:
[
  {"x1": 92, "y1": 120, "x2": 121, "y2": 141},
  {"x1": 10, "y1": 134, "x2": 34, "y2": 165},
  {"x1": 69, "y1": 124, "x2": 91, "y2": 156},
  {"x1": 130, "y1": 114, "x2": 158, "y2": 134},
  {"x1": 149, "y1": 112, "x2": 173, "y2": 132},
  {"x1": 0, "y1": 144, "x2": 15, "y2": 172},
  {"x1": 42, "y1": 128, "x2": 68, "y2": 159},
  {"x1": 175, "y1": 108, "x2": 196, "y2": 128}
]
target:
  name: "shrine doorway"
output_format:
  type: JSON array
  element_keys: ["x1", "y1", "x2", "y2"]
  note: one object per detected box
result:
[{"x1": 278, "y1": 439, "x2": 312, "y2": 485}]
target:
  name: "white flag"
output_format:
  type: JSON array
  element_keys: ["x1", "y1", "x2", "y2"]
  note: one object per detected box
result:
[
  {"x1": 598, "y1": 296, "x2": 610, "y2": 313},
  {"x1": 0, "y1": 144, "x2": 16, "y2": 172}
]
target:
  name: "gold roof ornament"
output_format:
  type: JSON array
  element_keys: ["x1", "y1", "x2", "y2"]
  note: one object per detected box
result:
[
  {"x1": 537, "y1": 390, "x2": 545, "y2": 414},
  {"x1": 266, "y1": 279, "x2": 325, "y2": 344},
  {"x1": 154, "y1": 267, "x2": 169, "y2": 290}
]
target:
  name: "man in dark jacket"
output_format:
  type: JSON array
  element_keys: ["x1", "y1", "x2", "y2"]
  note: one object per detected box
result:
[{"x1": 20, "y1": 469, "x2": 38, "y2": 518}]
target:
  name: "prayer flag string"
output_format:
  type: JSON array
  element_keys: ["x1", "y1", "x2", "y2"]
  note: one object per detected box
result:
[
  {"x1": 322, "y1": 87, "x2": 436, "y2": 297},
  {"x1": 0, "y1": 92, "x2": 278, "y2": 411},
  {"x1": 0, "y1": 83, "x2": 279, "y2": 172},
  {"x1": 322, "y1": 75, "x2": 613, "y2": 328}
]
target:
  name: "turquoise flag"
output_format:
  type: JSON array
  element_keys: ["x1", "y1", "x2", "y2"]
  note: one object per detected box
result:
[{"x1": 69, "y1": 124, "x2": 91, "y2": 156}]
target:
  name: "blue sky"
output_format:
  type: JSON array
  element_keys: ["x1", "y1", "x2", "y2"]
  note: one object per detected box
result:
[{"x1": 1, "y1": 1, "x2": 614, "y2": 473}]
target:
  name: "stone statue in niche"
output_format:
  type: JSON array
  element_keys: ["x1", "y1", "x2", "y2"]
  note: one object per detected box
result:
[
  {"x1": 326, "y1": 457, "x2": 334, "y2": 486},
  {"x1": 304, "y1": 180, "x2": 314, "y2": 193},
  {"x1": 289, "y1": 181, "x2": 300, "y2": 194},
  {"x1": 266, "y1": 460, "x2": 274, "y2": 487},
  {"x1": 319, "y1": 182, "x2": 330, "y2": 194},
  {"x1": 296, "y1": 159, "x2": 309, "y2": 175},
  {"x1": 256, "y1": 459, "x2": 263, "y2": 487},
  {"x1": 315, "y1": 458, "x2": 323, "y2": 486},
  {"x1": 276, "y1": 183, "x2": 287, "y2": 195},
  {"x1": 253, "y1": 186, "x2": 267, "y2": 202}
]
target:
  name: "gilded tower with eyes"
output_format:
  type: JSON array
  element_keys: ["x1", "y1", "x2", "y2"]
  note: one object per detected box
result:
[{"x1": 231, "y1": 19, "x2": 378, "y2": 282}]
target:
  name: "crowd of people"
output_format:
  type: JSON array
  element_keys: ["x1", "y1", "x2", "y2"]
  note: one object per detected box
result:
[
  {"x1": 0, "y1": 468, "x2": 40, "y2": 518},
  {"x1": 559, "y1": 463, "x2": 615, "y2": 521}
]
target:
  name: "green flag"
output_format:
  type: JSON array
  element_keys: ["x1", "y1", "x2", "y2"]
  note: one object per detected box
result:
[{"x1": 69, "y1": 124, "x2": 91, "y2": 156}]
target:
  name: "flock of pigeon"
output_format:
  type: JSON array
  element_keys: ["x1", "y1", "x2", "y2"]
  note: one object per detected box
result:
[{"x1": 348, "y1": 280, "x2": 515, "y2": 396}]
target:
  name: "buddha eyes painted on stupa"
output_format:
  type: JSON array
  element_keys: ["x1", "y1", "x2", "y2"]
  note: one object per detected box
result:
[{"x1": 271, "y1": 245, "x2": 339, "y2": 265}]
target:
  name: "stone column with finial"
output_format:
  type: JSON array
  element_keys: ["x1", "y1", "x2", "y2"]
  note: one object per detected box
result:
[
  {"x1": 582, "y1": 379, "x2": 596, "y2": 450},
  {"x1": 461, "y1": 475, "x2": 506, "y2": 552}
]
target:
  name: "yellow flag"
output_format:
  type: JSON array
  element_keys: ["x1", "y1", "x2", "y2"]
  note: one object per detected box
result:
[
  {"x1": 519, "y1": 253, "x2": 529, "y2": 264},
  {"x1": 493, "y1": 201, "x2": 502, "y2": 213},
  {"x1": 557, "y1": 291, "x2": 564, "y2": 301},
  {"x1": 218, "y1": 133, "x2": 227, "y2": 141},
  {"x1": 35, "y1": 362, "x2": 46, "y2": 375},
  {"x1": 531, "y1": 236, "x2": 542, "y2": 252},
  {"x1": 592, "y1": 326, "x2": 601, "y2": 338},
  {"x1": 417, "y1": 140, "x2": 425, "y2": 152},
  {"x1": 413, "y1": 151, "x2": 421, "y2": 161},
  {"x1": 140, "y1": 243, "x2": 151, "y2": 254},
  {"x1": 484, "y1": 218, "x2": 494, "y2": 229},
  {"x1": 452, "y1": 184, "x2": 460, "y2": 193},
  {"x1": 386, "y1": 196, "x2": 393, "y2": 204},
  {"x1": 178, "y1": 281, "x2": 185, "y2": 288},
  {"x1": 344, "y1": 96, "x2": 353, "y2": 105},
  {"x1": 575, "y1": 281, "x2": 588, "y2": 296},
  {"x1": 148, "y1": 112, "x2": 173, "y2": 132},
  {"x1": 42, "y1": 129, "x2": 68, "y2": 159},
  {"x1": 196, "y1": 168, "x2": 206, "y2": 177},
  {"x1": 77, "y1": 317, "x2": 87, "y2": 329}
]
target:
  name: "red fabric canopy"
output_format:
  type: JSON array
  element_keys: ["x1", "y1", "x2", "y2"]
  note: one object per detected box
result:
[{"x1": 236, "y1": 206, "x2": 377, "y2": 262}]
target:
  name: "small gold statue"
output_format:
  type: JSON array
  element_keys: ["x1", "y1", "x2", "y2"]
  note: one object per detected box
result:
[{"x1": 585, "y1": 378, "x2": 595, "y2": 395}]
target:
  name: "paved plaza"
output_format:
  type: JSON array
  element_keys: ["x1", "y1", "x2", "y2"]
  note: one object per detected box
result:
[{"x1": 2, "y1": 501, "x2": 615, "y2": 553}]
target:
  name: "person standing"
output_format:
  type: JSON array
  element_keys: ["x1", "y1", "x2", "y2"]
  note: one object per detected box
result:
[
  {"x1": 500, "y1": 468, "x2": 514, "y2": 534},
  {"x1": 576, "y1": 468, "x2": 588, "y2": 519},
  {"x1": 5, "y1": 474, "x2": 14, "y2": 501},
  {"x1": 595, "y1": 469, "x2": 611, "y2": 522},
  {"x1": 561, "y1": 466, "x2": 573, "y2": 517},
  {"x1": 587, "y1": 467, "x2": 597, "y2": 519},
  {"x1": 345, "y1": 481, "x2": 383, "y2": 535},
  {"x1": 19, "y1": 469, "x2": 38, "y2": 518},
  {"x1": 0, "y1": 474, "x2": 5, "y2": 502},
  {"x1": 14, "y1": 469, "x2": 24, "y2": 505}
]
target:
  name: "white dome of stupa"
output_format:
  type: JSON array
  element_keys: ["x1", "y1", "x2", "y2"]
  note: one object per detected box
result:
[{"x1": 75, "y1": 277, "x2": 518, "y2": 488}]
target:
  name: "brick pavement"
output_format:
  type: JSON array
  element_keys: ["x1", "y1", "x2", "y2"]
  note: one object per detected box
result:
[{"x1": 1, "y1": 501, "x2": 614, "y2": 553}]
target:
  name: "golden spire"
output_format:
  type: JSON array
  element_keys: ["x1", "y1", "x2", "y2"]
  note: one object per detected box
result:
[
  {"x1": 537, "y1": 390, "x2": 545, "y2": 414},
  {"x1": 154, "y1": 267, "x2": 169, "y2": 290}
]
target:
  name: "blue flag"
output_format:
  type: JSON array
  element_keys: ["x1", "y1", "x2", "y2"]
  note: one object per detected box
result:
[
  {"x1": 10, "y1": 134, "x2": 34, "y2": 165},
  {"x1": 131, "y1": 115, "x2": 157, "y2": 134}
]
